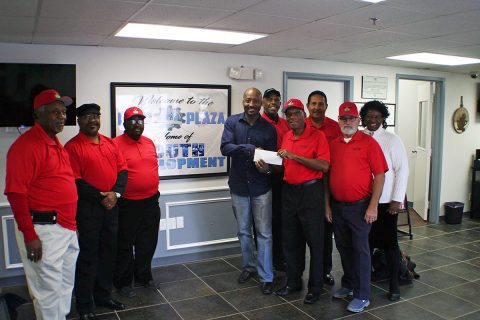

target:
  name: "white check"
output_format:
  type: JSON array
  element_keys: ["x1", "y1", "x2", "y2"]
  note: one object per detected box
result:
[{"x1": 254, "y1": 149, "x2": 283, "y2": 165}]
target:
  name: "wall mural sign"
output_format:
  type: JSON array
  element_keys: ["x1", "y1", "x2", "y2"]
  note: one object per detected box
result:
[{"x1": 111, "y1": 83, "x2": 231, "y2": 179}]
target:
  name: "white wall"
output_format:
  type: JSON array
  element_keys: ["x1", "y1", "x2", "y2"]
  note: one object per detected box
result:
[{"x1": 0, "y1": 42, "x2": 478, "y2": 216}]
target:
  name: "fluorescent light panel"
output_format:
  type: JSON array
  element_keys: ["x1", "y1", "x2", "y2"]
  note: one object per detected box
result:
[
  {"x1": 387, "y1": 52, "x2": 480, "y2": 66},
  {"x1": 115, "y1": 23, "x2": 266, "y2": 45},
  {"x1": 359, "y1": 0, "x2": 385, "y2": 3}
]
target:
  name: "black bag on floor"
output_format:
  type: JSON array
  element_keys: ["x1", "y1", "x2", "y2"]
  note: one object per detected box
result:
[
  {"x1": 372, "y1": 249, "x2": 420, "y2": 284},
  {"x1": 0, "y1": 293, "x2": 28, "y2": 320}
]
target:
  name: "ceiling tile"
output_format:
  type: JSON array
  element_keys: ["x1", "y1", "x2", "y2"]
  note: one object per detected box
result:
[
  {"x1": 40, "y1": 0, "x2": 144, "y2": 21},
  {"x1": 131, "y1": 3, "x2": 234, "y2": 27},
  {"x1": 436, "y1": 45, "x2": 480, "y2": 58},
  {"x1": 0, "y1": 0, "x2": 38, "y2": 17},
  {"x1": 440, "y1": 30, "x2": 480, "y2": 45},
  {"x1": 336, "y1": 30, "x2": 424, "y2": 47},
  {"x1": 32, "y1": 34, "x2": 107, "y2": 46},
  {"x1": 380, "y1": 0, "x2": 480, "y2": 15},
  {"x1": 244, "y1": 0, "x2": 368, "y2": 21},
  {"x1": 207, "y1": 12, "x2": 308, "y2": 34},
  {"x1": 151, "y1": 0, "x2": 262, "y2": 11},
  {"x1": 321, "y1": 4, "x2": 436, "y2": 30},
  {"x1": 387, "y1": 15, "x2": 480, "y2": 37},
  {"x1": 35, "y1": 17, "x2": 123, "y2": 36},
  {"x1": 0, "y1": 34, "x2": 33, "y2": 43},
  {"x1": 0, "y1": 16, "x2": 35, "y2": 34}
]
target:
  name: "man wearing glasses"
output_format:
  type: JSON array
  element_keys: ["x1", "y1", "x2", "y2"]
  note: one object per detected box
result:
[
  {"x1": 275, "y1": 99, "x2": 330, "y2": 305},
  {"x1": 113, "y1": 107, "x2": 160, "y2": 298},
  {"x1": 66, "y1": 103, "x2": 128, "y2": 320},
  {"x1": 327, "y1": 102, "x2": 387, "y2": 313}
]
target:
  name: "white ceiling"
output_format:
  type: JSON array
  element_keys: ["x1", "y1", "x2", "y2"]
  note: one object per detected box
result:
[{"x1": 1, "y1": 0, "x2": 480, "y2": 74}]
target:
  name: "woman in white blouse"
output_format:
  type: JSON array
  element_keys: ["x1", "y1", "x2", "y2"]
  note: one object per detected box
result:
[{"x1": 360, "y1": 100, "x2": 409, "y2": 301}]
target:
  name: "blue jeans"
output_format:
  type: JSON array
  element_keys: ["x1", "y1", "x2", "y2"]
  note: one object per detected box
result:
[{"x1": 231, "y1": 191, "x2": 273, "y2": 282}]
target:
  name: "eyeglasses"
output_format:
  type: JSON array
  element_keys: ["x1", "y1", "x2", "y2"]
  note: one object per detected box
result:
[
  {"x1": 80, "y1": 114, "x2": 100, "y2": 120},
  {"x1": 338, "y1": 116, "x2": 359, "y2": 123},
  {"x1": 126, "y1": 119, "x2": 144, "y2": 125}
]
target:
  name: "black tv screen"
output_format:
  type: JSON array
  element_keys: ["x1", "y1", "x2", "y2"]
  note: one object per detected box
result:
[{"x1": 0, "y1": 63, "x2": 76, "y2": 127}]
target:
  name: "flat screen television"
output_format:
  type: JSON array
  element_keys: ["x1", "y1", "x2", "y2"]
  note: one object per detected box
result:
[{"x1": 0, "y1": 63, "x2": 76, "y2": 127}]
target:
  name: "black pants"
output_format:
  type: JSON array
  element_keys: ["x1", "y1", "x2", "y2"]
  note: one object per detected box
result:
[
  {"x1": 114, "y1": 192, "x2": 161, "y2": 288},
  {"x1": 282, "y1": 180, "x2": 325, "y2": 294},
  {"x1": 75, "y1": 199, "x2": 118, "y2": 313},
  {"x1": 271, "y1": 173, "x2": 285, "y2": 271},
  {"x1": 323, "y1": 220, "x2": 333, "y2": 274},
  {"x1": 369, "y1": 203, "x2": 400, "y2": 292}
]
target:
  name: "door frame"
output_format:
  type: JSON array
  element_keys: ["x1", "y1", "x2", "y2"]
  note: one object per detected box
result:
[
  {"x1": 283, "y1": 72, "x2": 354, "y2": 106},
  {"x1": 396, "y1": 74, "x2": 445, "y2": 223}
]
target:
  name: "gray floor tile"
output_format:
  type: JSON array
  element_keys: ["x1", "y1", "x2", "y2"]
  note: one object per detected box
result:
[
  {"x1": 243, "y1": 302, "x2": 313, "y2": 320},
  {"x1": 459, "y1": 240, "x2": 480, "y2": 253},
  {"x1": 438, "y1": 262, "x2": 480, "y2": 281},
  {"x1": 411, "y1": 227, "x2": 447, "y2": 237},
  {"x1": 292, "y1": 292, "x2": 352, "y2": 320},
  {"x1": 374, "y1": 279, "x2": 438, "y2": 300},
  {"x1": 152, "y1": 264, "x2": 196, "y2": 284},
  {"x1": 185, "y1": 259, "x2": 237, "y2": 277},
  {"x1": 416, "y1": 268, "x2": 468, "y2": 289},
  {"x1": 409, "y1": 291, "x2": 479, "y2": 319},
  {"x1": 455, "y1": 311, "x2": 480, "y2": 320},
  {"x1": 171, "y1": 295, "x2": 237, "y2": 320},
  {"x1": 444, "y1": 281, "x2": 480, "y2": 304},
  {"x1": 220, "y1": 286, "x2": 283, "y2": 312},
  {"x1": 412, "y1": 251, "x2": 459, "y2": 268},
  {"x1": 431, "y1": 246, "x2": 480, "y2": 261},
  {"x1": 202, "y1": 271, "x2": 260, "y2": 293},
  {"x1": 369, "y1": 301, "x2": 444, "y2": 320},
  {"x1": 117, "y1": 303, "x2": 181, "y2": 319},
  {"x1": 111, "y1": 287, "x2": 166, "y2": 309},
  {"x1": 222, "y1": 255, "x2": 243, "y2": 271},
  {"x1": 159, "y1": 278, "x2": 215, "y2": 302},
  {"x1": 429, "y1": 233, "x2": 473, "y2": 246}
]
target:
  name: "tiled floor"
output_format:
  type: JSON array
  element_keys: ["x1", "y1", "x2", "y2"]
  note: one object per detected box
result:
[{"x1": 3, "y1": 217, "x2": 480, "y2": 319}]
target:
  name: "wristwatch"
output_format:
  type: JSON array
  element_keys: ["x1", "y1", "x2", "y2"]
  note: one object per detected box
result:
[{"x1": 114, "y1": 192, "x2": 121, "y2": 198}]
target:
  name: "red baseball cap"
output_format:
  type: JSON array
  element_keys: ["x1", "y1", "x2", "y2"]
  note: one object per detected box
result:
[
  {"x1": 33, "y1": 89, "x2": 73, "y2": 110},
  {"x1": 282, "y1": 98, "x2": 305, "y2": 113},
  {"x1": 124, "y1": 106, "x2": 146, "y2": 120},
  {"x1": 338, "y1": 102, "x2": 359, "y2": 117}
]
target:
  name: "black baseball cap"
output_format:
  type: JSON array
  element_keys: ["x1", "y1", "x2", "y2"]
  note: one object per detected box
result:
[
  {"x1": 76, "y1": 103, "x2": 101, "y2": 117},
  {"x1": 263, "y1": 88, "x2": 281, "y2": 99}
]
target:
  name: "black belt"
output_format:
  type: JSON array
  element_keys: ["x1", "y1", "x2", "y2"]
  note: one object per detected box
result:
[
  {"x1": 333, "y1": 197, "x2": 370, "y2": 206},
  {"x1": 287, "y1": 179, "x2": 321, "y2": 188}
]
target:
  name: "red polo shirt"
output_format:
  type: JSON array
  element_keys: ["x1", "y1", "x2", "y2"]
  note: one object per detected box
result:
[
  {"x1": 5, "y1": 124, "x2": 78, "y2": 242},
  {"x1": 329, "y1": 130, "x2": 388, "y2": 202},
  {"x1": 65, "y1": 132, "x2": 127, "y2": 191},
  {"x1": 261, "y1": 113, "x2": 290, "y2": 149},
  {"x1": 114, "y1": 134, "x2": 159, "y2": 200},
  {"x1": 306, "y1": 116, "x2": 342, "y2": 142},
  {"x1": 281, "y1": 126, "x2": 330, "y2": 184}
]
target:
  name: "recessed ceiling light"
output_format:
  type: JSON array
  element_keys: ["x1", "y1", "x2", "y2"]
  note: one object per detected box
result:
[
  {"x1": 115, "y1": 23, "x2": 267, "y2": 45},
  {"x1": 387, "y1": 52, "x2": 480, "y2": 66}
]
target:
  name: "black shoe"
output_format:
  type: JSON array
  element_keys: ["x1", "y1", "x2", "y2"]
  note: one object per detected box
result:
[
  {"x1": 323, "y1": 273, "x2": 335, "y2": 285},
  {"x1": 135, "y1": 280, "x2": 158, "y2": 289},
  {"x1": 303, "y1": 292, "x2": 320, "y2": 304},
  {"x1": 118, "y1": 286, "x2": 136, "y2": 298},
  {"x1": 388, "y1": 292, "x2": 401, "y2": 301},
  {"x1": 261, "y1": 282, "x2": 274, "y2": 295},
  {"x1": 275, "y1": 285, "x2": 302, "y2": 296},
  {"x1": 79, "y1": 312, "x2": 97, "y2": 320},
  {"x1": 98, "y1": 299, "x2": 126, "y2": 310},
  {"x1": 238, "y1": 270, "x2": 256, "y2": 284}
]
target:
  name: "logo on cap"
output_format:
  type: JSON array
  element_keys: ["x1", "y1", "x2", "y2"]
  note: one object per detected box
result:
[
  {"x1": 344, "y1": 107, "x2": 350, "y2": 111},
  {"x1": 133, "y1": 109, "x2": 139, "y2": 114}
]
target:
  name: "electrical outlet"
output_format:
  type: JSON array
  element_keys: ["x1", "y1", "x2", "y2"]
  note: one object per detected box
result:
[
  {"x1": 176, "y1": 216, "x2": 184, "y2": 229},
  {"x1": 168, "y1": 217, "x2": 177, "y2": 229},
  {"x1": 159, "y1": 219, "x2": 167, "y2": 231}
]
